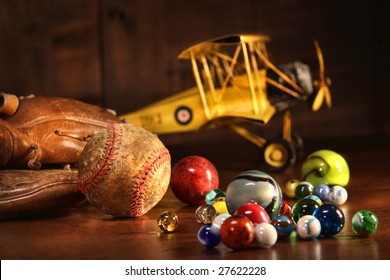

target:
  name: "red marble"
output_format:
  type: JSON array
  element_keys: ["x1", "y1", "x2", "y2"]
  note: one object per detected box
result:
[
  {"x1": 170, "y1": 156, "x2": 219, "y2": 206},
  {"x1": 220, "y1": 216, "x2": 255, "y2": 250},
  {"x1": 271, "y1": 215, "x2": 295, "y2": 237},
  {"x1": 279, "y1": 200, "x2": 293, "y2": 219},
  {"x1": 234, "y1": 203, "x2": 270, "y2": 224}
]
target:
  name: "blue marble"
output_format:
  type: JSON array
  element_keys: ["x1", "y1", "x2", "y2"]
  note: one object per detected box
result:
[
  {"x1": 315, "y1": 184, "x2": 330, "y2": 201},
  {"x1": 313, "y1": 203, "x2": 345, "y2": 236},
  {"x1": 198, "y1": 224, "x2": 221, "y2": 248}
]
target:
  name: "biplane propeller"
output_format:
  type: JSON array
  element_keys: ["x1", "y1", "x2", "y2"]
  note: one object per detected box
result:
[{"x1": 121, "y1": 34, "x2": 331, "y2": 172}]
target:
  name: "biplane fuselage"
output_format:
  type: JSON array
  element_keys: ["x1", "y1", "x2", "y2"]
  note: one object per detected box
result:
[{"x1": 125, "y1": 70, "x2": 277, "y2": 134}]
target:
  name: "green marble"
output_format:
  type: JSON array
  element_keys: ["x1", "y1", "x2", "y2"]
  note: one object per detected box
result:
[
  {"x1": 295, "y1": 181, "x2": 314, "y2": 200},
  {"x1": 352, "y1": 210, "x2": 379, "y2": 237},
  {"x1": 205, "y1": 189, "x2": 225, "y2": 205},
  {"x1": 291, "y1": 198, "x2": 320, "y2": 224}
]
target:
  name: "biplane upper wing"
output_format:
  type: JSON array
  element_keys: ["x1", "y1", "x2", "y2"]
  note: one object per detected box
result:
[
  {"x1": 178, "y1": 34, "x2": 271, "y2": 59},
  {"x1": 177, "y1": 34, "x2": 273, "y2": 121}
]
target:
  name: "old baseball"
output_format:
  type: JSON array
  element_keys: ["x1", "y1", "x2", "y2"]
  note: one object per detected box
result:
[{"x1": 77, "y1": 123, "x2": 171, "y2": 217}]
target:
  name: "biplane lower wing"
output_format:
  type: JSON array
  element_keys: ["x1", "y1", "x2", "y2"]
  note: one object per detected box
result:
[{"x1": 199, "y1": 105, "x2": 276, "y2": 130}]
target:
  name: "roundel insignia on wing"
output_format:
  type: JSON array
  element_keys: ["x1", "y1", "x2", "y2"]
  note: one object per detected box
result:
[{"x1": 175, "y1": 106, "x2": 193, "y2": 125}]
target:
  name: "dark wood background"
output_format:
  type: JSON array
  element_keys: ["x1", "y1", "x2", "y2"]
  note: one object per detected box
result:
[
  {"x1": 0, "y1": 0, "x2": 390, "y2": 261},
  {"x1": 0, "y1": 0, "x2": 389, "y2": 143}
]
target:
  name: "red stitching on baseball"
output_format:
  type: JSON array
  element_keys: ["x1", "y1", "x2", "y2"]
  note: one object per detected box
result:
[
  {"x1": 129, "y1": 147, "x2": 170, "y2": 217},
  {"x1": 77, "y1": 124, "x2": 122, "y2": 193}
]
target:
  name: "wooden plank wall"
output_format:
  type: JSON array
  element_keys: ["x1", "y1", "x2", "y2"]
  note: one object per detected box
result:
[
  {"x1": 0, "y1": 1, "x2": 102, "y2": 102},
  {"x1": 0, "y1": 0, "x2": 388, "y2": 142}
]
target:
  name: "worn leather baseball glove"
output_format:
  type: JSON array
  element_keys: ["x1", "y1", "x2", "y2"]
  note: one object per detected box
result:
[
  {"x1": 0, "y1": 169, "x2": 85, "y2": 218},
  {"x1": 0, "y1": 92, "x2": 123, "y2": 169},
  {"x1": 0, "y1": 92, "x2": 125, "y2": 217}
]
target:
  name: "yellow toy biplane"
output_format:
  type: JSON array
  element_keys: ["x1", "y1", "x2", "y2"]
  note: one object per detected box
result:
[{"x1": 121, "y1": 34, "x2": 331, "y2": 171}]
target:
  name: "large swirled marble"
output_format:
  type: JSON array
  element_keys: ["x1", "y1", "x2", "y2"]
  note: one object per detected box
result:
[
  {"x1": 301, "y1": 149, "x2": 350, "y2": 187},
  {"x1": 225, "y1": 170, "x2": 282, "y2": 219}
]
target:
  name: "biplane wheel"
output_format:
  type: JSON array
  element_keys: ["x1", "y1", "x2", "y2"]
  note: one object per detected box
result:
[
  {"x1": 278, "y1": 132, "x2": 304, "y2": 160},
  {"x1": 262, "y1": 138, "x2": 297, "y2": 172},
  {"x1": 291, "y1": 133, "x2": 304, "y2": 160}
]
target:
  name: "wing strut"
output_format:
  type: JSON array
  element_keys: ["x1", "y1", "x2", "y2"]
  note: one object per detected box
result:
[{"x1": 190, "y1": 51, "x2": 211, "y2": 119}]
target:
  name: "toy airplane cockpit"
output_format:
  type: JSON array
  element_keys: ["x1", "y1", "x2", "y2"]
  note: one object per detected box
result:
[{"x1": 121, "y1": 34, "x2": 331, "y2": 171}]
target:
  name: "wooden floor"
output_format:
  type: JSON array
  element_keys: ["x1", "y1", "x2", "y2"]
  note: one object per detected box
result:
[{"x1": 0, "y1": 134, "x2": 389, "y2": 260}]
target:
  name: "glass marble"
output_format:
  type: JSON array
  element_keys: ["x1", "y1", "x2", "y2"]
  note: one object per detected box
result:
[
  {"x1": 313, "y1": 203, "x2": 345, "y2": 236},
  {"x1": 210, "y1": 213, "x2": 231, "y2": 236},
  {"x1": 225, "y1": 170, "x2": 282, "y2": 219},
  {"x1": 327, "y1": 185, "x2": 348, "y2": 206},
  {"x1": 205, "y1": 189, "x2": 225, "y2": 205},
  {"x1": 315, "y1": 184, "x2": 330, "y2": 201},
  {"x1": 271, "y1": 215, "x2": 294, "y2": 237},
  {"x1": 198, "y1": 224, "x2": 221, "y2": 248},
  {"x1": 220, "y1": 215, "x2": 255, "y2": 250},
  {"x1": 214, "y1": 196, "x2": 226, "y2": 202},
  {"x1": 304, "y1": 195, "x2": 323, "y2": 205},
  {"x1": 301, "y1": 150, "x2": 350, "y2": 187},
  {"x1": 254, "y1": 223, "x2": 278, "y2": 248},
  {"x1": 195, "y1": 204, "x2": 217, "y2": 224},
  {"x1": 157, "y1": 211, "x2": 179, "y2": 232},
  {"x1": 291, "y1": 198, "x2": 320, "y2": 224},
  {"x1": 279, "y1": 200, "x2": 293, "y2": 219},
  {"x1": 296, "y1": 215, "x2": 321, "y2": 240},
  {"x1": 234, "y1": 203, "x2": 270, "y2": 224},
  {"x1": 284, "y1": 179, "x2": 300, "y2": 198},
  {"x1": 295, "y1": 181, "x2": 314, "y2": 200},
  {"x1": 352, "y1": 210, "x2": 379, "y2": 237},
  {"x1": 213, "y1": 199, "x2": 229, "y2": 214}
]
